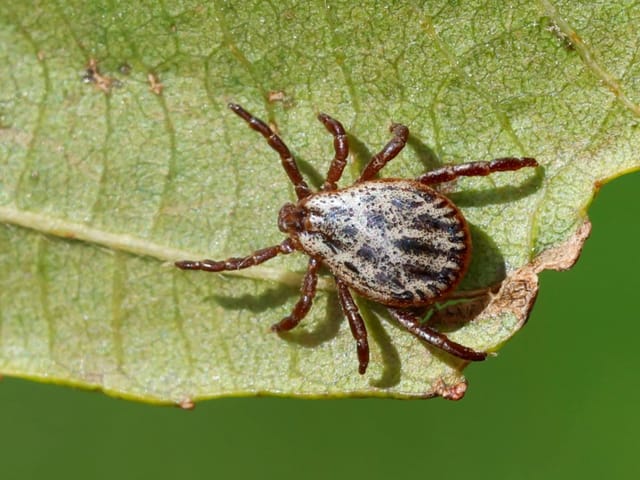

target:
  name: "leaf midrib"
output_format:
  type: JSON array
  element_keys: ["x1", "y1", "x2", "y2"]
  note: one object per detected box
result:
[{"x1": 0, "y1": 204, "x2": 321, "y2": 289}]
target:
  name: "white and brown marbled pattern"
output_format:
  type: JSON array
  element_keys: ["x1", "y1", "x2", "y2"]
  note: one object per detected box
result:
[{"x1": 297, "y1": 180, "x2": 470, "y2": 307}]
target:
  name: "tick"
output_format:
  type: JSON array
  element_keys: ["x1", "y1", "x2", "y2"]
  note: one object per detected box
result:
[{"x1": 176, "y1": 103, "x2": 538, "y2": 374}]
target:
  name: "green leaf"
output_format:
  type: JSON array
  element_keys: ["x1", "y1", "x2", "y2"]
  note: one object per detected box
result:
[{"x1": 0, "y1": 1, "x2": 638, "y2": 404}]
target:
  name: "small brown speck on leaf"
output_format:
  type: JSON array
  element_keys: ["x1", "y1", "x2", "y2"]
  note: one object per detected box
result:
[
  {"x1": 83, "y1": 58, "x2": 115, "y2": 94},
  {"x1": 268, "y1": 90, "x2": 286, "y2": 103},
  {"x1": 177, "y1": 398, "x2": 195, "y2": 410},
  {"x1": 433, "y1": 378, "x2": 468, "y2": 401},
  {"x1": 148, "y1": 72, "x2": 164, "y2": 95},
  {"x1": 267, "y1": 90, "x2": 295, "y2": 108}
]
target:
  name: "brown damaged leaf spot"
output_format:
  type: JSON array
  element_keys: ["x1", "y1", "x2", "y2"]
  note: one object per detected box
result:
[
  {"x1": 483, "y1": 269, "x2": 540, "y2": 328},
  {"x1": 531, "y1": 219, "x2": 592, "y2": 272},
  {"x1": 148, "y1": 72, "x2": 164, "y2": 95},
  {"x1": 268, "y1": 90, "x2": 286, "y2": 102},
  {"x1": 82, "y1": 58, "x2": 113, "y2": 93},
  {"x1": 433, "y1": 378, "x2": 468, "y2": 401},
  {"x1": 267, "y1": 90, "x2": 295, "y2": 108},
  {"x1": 177, "y1": 398, "x2": 196, "y2": 410}
]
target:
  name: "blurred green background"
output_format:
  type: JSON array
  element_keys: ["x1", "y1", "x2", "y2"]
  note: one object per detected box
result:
[{"x1": 0, "y1": 171, "x2": 638, "y2": 479}]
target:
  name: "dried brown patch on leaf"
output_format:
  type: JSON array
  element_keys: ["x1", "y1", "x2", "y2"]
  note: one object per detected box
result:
[
  {"x1": 433, "y1": 378, "x2": 468, "y2": 401},
  {"x1": 531, "y1": 219, "x2": 592, "y2": 272},
  {"x1": 82, "y1": 58, "x2": 116, "y2": 94},
  {"x1": 267, "y1": 90, "x2": 295, "y2": 108},
  {"x1": 177, "y1": 398, "x2": 196, "y2": 410},
  {"x1": 148, "y1": 72, "x2": 164, "y2": 95},
  {"x1": 268, "y1": 90, "x2": 286, "y2": 102}
]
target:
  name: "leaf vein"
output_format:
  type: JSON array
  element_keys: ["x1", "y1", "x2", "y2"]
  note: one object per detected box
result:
[{"x1": 540, "y1": 0, "x2": 640, "y2": 117}]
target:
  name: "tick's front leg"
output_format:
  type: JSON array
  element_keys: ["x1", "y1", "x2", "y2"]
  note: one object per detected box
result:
[
  {"x1": 175, "y1": 239, "x2": 295, "y2": 272},
  {"x1": 317, "y1": 113, "x2": 349, "y2": 191},
  {"x1": 228, "y1": 103, "x2": 311, "y2": 200}
]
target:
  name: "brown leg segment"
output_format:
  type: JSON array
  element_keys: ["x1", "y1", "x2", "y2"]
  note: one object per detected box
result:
[
  {"x1": 358, "y1": 123, "x2": 409, "y2": 182},
  {"x1": 228, "y1": 103, "x2": 311, "y2": 199},
  {"x1": 418, "y1": 157, "x2": 538, "y2": 185},
  {"x1": 317, "y1": 113, "x2": 349, "y2": 191},
  {"x1": 271, "y1": 257, "x2": 321, "y2": 332},
  {"x1": 388, "y1": 308, "x2": 487, "y2": 361},
  {"x1": 175, "y1": 239, "x2": 295, "y2": 272},
  {"x1": 336, "y1": 280, "x2": 370, "y2": 374}
]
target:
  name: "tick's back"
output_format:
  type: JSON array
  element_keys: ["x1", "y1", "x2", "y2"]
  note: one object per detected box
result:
[{"x1": 298, "y1": 180, "x2": 471, "y2": 307}]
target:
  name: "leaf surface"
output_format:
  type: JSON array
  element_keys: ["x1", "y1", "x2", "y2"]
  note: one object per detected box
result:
[{"x1": 0, "y1": 1, "x2": 639, "y2": 403}]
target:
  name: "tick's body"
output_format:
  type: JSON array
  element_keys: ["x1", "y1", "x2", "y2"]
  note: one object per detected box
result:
[
  {"x1": 177, "y1": 103, "x2": 538, "y2": 374},
  {"x1": 289, "y1": 180, "x2": 469, "y2": 307}
]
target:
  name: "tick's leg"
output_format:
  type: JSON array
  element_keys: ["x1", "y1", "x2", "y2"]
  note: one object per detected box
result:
[
  {"x1": 388, "y1": 308, "x2": 487, "y2": 361},
  {"x1": 271, "y1": 257, "x2": 320, "y2": 332},
  {"x1": 317, "y1": 113, "x2": 349, "y2": 191},
  {"x1": 358, "y1": 123, "x2": 409, "y2": 182},
  {"x1": 175, "y1": 239, "x2": 295, "y2": 272},
  {"x1": 417, "y1": 157, "x2": 538, "y2": 186},
  {"x1": 228, "y1": 103, "x2": 311, "y2": 199},
  {"x1": 336, "y1": 280, "x2": 370, "y2": 374}
]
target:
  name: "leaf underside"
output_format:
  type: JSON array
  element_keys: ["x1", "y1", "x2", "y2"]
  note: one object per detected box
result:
[{"x1": 0, "y1": 1, "x2": 639, "y2": 403}]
